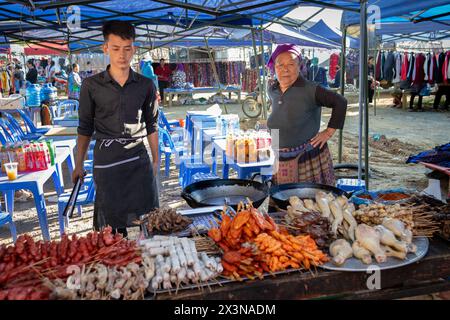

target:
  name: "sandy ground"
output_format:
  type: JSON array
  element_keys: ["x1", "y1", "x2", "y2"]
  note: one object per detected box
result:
[{"x1": 0, "y1": 94, "x2": 448, "y2": 299}]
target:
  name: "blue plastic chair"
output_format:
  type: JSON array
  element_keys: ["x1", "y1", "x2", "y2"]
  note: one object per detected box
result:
[
  {"x1": 159, "y1": 108, "x2": 181, "y2": 131},
  {"x1": 0, "y1": 127, "x2": 9, "y2": 145},
  {"x1": 52, "y1": 99, "x2": 79, "y2": 118},
  {"x1": 0, "y1": 118, "x2": 20, "y2": 143},
  {"x1": 16, "y1": 109, "x2": 50, "y2": 135},
  {"x1": 158, "y1": 126, "x2": 185, "y2": 177},
  {"x1": 0, "y1": 198, "x2": 18, "y2": 243},
  {"x1": 57, "y1": 173, "x2": 96, "y2": 236},
  {"x1": 1, "y1": 112, "x2": 42, "y2": 141}
]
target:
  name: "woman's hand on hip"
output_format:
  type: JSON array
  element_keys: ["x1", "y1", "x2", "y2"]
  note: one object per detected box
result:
[{"x1": 310, "y1": 128, "x2": 336, "y2": 149}]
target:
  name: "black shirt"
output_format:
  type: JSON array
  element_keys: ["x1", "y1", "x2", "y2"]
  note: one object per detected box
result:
[
  {"x1": 26, "y1": 67, "x2": 38, "y2": 84},
  {"x1": 268, "y1": 76, "x2": 347, "y2": 148},
  {"x1": 78, "y1": 66, "x2": 158, "y2": 140}
]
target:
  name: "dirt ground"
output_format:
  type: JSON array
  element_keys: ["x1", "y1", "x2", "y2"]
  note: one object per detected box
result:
[{"x1": 0, "y1": 94, "x2": 448, "y2": 299}]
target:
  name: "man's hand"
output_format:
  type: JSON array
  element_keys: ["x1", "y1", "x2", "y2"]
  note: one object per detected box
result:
[
  {"x1": 310, "y1": 128, "x2": 336, "y2": 149},
  {"x1": 156, "y1": 91, "x2": 161, "y2": 104},
  {"x1": 72, "y1": 166, "x2": 86, "y2": 184},
  {"x1": 152, "y1": 161, "x2": 159, "y2": 177}
]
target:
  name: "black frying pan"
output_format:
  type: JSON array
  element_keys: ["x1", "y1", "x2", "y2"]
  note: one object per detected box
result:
[
  {"x1": 181, "y1": 178, "x2": 269, "y2": 209},
  {"x1": 270, "y1": 182, "x2": 349, "y2": 210}
]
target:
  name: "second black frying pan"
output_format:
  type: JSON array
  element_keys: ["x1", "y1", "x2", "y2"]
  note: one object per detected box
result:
[{"x1": 270, "y1": 182, "x2": 349, "y2": 210}]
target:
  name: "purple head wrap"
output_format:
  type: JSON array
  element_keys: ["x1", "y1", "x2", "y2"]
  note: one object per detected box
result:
[
  {"x1": 266, "y1": 44, "x2": 302, "y2": 73},
  {"x1": 176, "y1": 63, "x2": 185, "y2": 72}
]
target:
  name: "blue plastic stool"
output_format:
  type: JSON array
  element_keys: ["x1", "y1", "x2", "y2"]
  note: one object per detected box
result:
[
  {"x1": 336, "y1": 178, "x2": 366, "y2": 194},
  {"x1": 0, "y1": 208, "x2": 17, "y2": 243},
  {"x1": 191, "y1": 172, "x2": 219, "y2": 185},
  {"x1": 181, "y1": 163, "x2": 211, "y2": 188},
  {"x1": 178, "y1": 155, "x2": 202, "y2": 185}
]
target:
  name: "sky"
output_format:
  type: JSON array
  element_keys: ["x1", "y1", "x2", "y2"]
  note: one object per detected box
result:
[{"x1": 285, "y1": 6, "x2": 343, "y2": 32}]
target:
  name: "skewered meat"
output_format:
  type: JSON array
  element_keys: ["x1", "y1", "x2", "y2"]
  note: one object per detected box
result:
[
  {"x1": 336, "y1": 196, "x2": 349, "y2": 210},
  {"x1": 303, "y1": 199, "x2": 319, "y2": 211},
  {"x1": 381, "y1": 245, "x2": 407, "y2": 260},
  {"x1": 374, "y1": 225, "x2": 408, "y2": 253},
  {"x1": 315, "y1": 191, "x2": 332, "y2": 219},
  {"x1": 382, "y1": 217, "x2": 413, "y2": 243},
  {"x1": 143, "y1": 208, "x2": 192, "y2": 234},
  {"x1": 355, "y1": 224, "x2": 387, "y2": 263},
  {"x1": 352, "y1": 240, "x2": 372, "y2": 264},
  {"x1": 329, "y1": 200, "x2": 344, "y2": 236},
  {"x1": 287, "y1": 211, "x2": 332, "y2": 248},
  {"x1": 329, "y1": 239, "x2": 353, "y2": 266},
  {"x1": 342, "y1": 207, "x2": 358, "y2": 242}
]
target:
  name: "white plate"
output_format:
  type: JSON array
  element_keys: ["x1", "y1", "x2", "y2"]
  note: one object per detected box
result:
[{"x1": 320, "y1": 237, "x2": 429, "y2": 272}]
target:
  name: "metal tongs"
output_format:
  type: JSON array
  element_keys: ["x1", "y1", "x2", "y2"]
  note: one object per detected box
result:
[{"x1": 62, "y1": 172, "x2": 85, "y2": 219}]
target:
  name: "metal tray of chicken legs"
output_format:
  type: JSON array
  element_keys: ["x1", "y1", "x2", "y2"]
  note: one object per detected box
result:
[{"x1": 319, "y1": 237, "x2": 429, "y2": 272}]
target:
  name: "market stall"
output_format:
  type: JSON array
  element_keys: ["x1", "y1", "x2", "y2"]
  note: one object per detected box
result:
[{"x1": 0, "y1": 0, "x2": 449, "y2": 301}]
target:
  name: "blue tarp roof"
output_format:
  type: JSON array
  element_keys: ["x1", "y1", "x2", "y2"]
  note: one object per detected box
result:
[
  {"x1": 342, "y1": 1, "x2": 450, "y2": 26},
  {"x1": 0, "y1": 1, "x2": 448, "y2": 51}
]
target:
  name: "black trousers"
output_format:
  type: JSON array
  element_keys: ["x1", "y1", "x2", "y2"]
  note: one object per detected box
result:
[
  {"x1": 410, "y1": 92, "x2": 423, "y2": 109},
  {"x1": 158, "y1": 80, "x2": 169, "y2": 103},
  {"x1": 368, "y1": 80, "x2": 375, "y2": 103},
  {"x1": 433, "y1": 85, "x2": 450, "y2": 109}
]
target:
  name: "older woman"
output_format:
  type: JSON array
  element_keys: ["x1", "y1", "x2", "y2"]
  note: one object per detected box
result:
[{"x1": 267, "y1": 44, "x2": 347, "y2": 186}]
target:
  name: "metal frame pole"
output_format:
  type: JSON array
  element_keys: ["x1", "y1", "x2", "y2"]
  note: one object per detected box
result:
[
  {"x1": 259, "y1": 26, "x2": 268, "y2": 120},
  {"x1": 251, "y1": 29, "x2": 264, "y2": 120},
  {"x1": 338, "y1": 25, "x2": 347, "y2": 164},
  {"x1": 358, "y1": 0, "x2": 370, "y2": 188}
]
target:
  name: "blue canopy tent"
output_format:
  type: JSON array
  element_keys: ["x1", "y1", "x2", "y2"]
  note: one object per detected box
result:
[
  {"x1": 307, "y1": 19, "x2": 359, "y2": 48},
  {"x1": 0, "y1": 0, "x2": 446, "y2": 188}
]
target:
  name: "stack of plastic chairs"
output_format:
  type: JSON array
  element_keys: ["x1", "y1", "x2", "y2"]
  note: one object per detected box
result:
[{"x1": 52, "y1": 99, "x2": 79, "y2": 119}]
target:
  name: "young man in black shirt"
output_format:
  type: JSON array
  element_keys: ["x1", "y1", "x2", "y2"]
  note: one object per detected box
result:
[{"x1": 72, "y1": 20, "x2": 159, "y2": 237}]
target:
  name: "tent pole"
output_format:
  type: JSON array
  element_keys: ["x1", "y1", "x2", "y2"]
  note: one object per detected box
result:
[
  {"x1": 338, "y1": 25, "x2": 347, "y2": 164},
  {"x1": 357, "y1": 0, "x2": 365, "y2": 182},
  {"x1": 259, "y1": 26, "x2": 268, "y2": 120},
  {"x1": 204, "y1": 36, "x2": 228, "y2": 114},
  {"x1": 251, "y1": 28, "x2": 264, "y2": 120},
  {"x1": 358, "y1": 0, "x2": 369, "y2": 189}
]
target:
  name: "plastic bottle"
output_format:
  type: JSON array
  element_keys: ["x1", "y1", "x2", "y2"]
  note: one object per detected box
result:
[
  {"x1": 248, "y1": 136, "x2": 257, "y2": 163},
  {"x1": 0, "y1": 146, "x2": 8, "y2": 172},
  {"x1": 226, "y1": 133, "x2": 235, "y2": 159},
  {"x1": 15, "y1": 144, "x2": 27, "y2": 172},
  {"x1": 236, "y1": 136, "x2": 246, "y2": 163},
  {"x1": 24, "y1": 144, "x2": 33, "y2": 171},
  {"x1": 46, "y1": 140, "x2": 55, "y2": 166},
  {"x1": 40, "y1": 142, "x2": 50, "y2": 165}
]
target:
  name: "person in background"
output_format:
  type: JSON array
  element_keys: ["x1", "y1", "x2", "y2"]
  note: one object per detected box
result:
[
  {"x1": 433, "y1": 84, "x2": 450, "y2": 111},
  {"x1": 68, "y1": 63, "x2": 82, "y2": 100},
  {"x1": 368, "y1": 56, "x2": 378, "y2": 104},
  {"x1": 48, "y1": 60, "x2": 56, "y2": 85},
  {"x1": 331, "y1": 64, "x2": 341, "y2": 88},
  {"x1": 13, "y1": 65, "x2": 25, "y2": 93},
  {"x1": 155, "y1": 58, "x2": 172, "y2": 105},
  {"x1": 171, "y1": 63, "x2": 186, "y2": 89},
  {"x1": 25, "y1": 59, "x2": 38, "y2": 84},
  {"x1": 141, "y1": 58, "x2": 159, "y2": 97},
  {"x1": 267, "y1": 44, "x2": 347, "y2": 186}
]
